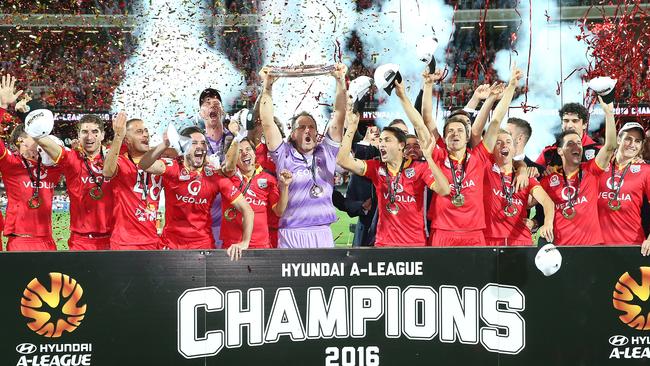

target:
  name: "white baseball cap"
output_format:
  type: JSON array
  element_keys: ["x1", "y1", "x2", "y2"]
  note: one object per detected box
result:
[
  {"x1": 24, "y1": 109, "x2": 54, "y2": 139},
  {"x1": 587, "y1": 76, "x2": 617, "y2": 104},
  {"x1": 535, "y1": 244, "x2": 562, "y2": 277},
  {"x1": 618, "y1": 122, "x2": 645, "y2": 138},
  {"x1": 167, "y1": 122, "x2": 192, "y2": 155},
  {"x1": 348, "y1": 76, "x2": 373, "y2": 103},
  {"x1": 416, "y1": 36, "x2": 439, "y2": 73},
  {"x1": 374, "y1": 63, "x2": 402, "y2": 95}
]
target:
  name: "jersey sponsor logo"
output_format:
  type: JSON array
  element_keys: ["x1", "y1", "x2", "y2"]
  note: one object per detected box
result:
[
  {"x1": 599, "y1": 191, "x2": 632, "y2": 201},
  {"x1": 22, "y1": 181, "x2": 56, "y2": 189},
  {"x1": 294, "y1": 167, "x2": 323, "y2": 178},
  {"x1": 257, "y1": 178, "x2": 268, "y2": 189},
  {"x1": 245, "y1": 196, "x2": 267, "y2": 207},
  {"x1": 448, "y1": 179, "x2": 476, "y2": 191},
  {"x1": 187, "y1": 180, "x2": 202, "y2": 196},
  {"x1": 382, "y1": 192, "x2": 415, "y2": 203},
  {"x1": 175, "y1": 194, "x2": 208, "y2": 205},
  {"x1": 631, "y1": 165, "x2": 641, "y2": 174},
  {"x1": 80, "y1": 176, "x2": 101, "y2": 185},
  {"x1": 135, "y1": 204, "x2": 157, "y2": 222},
  {"x1": 584, "y1": 149, "x2": 595, "y2": 160},
  {"x1": 405, "y1": 167, "x2": 415, "y2": 179},
  {"x1": 549, "y1": 175, "x2": 560, "y2": 187},
  {"x1": 560, "y1": 186, "x2": 577, "y2": 201},
  {"x1": 606, "y1": 177, "x2": 624, "y2": 190},
  {"x1": 491, "y1": 188, "x2": 524, "y2": 206}
]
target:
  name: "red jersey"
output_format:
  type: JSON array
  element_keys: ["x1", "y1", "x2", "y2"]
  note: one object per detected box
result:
[
  {"x1": 161, "y1": 159, "x2": 240, "y2": 248},
  {"x1": 540, "y1": 159, "x2": 605, "y2": 245},
  {"x1": 0, "y1": 141, "x2": 62, "y2": 238},
  {"x1": 483, "y1": 163, "x2": 540, "y2": 244},
  {"x1": 58, "y1": 148, "x2": 114, "y2": 235},
  {"x1": 109, "y1": 154, "x2": 163, "y2": 246},
  {"x1": 221, "y1": 166, "x2": 279, "y2": 248},
  {"x1": 597, "y1": 161, "x2": 650, "y2": 244},
  {"x1": 429, "y1": 142, "x2": 491, "y2": 232},
  {"x1": 363, "y1": 159, "x2": 436, "y2": 247},
  {"x1": 535, "y1": 133, "x2": 600, "y2": 168},
  {"x1": 255, "y1": 142, "x2": 276, "y2": 173}
]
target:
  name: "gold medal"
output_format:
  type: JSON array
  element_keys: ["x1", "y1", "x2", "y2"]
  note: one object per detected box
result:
[
  {"x1": 562, "y1": 206, "x2": 577, "y2": 220},
  {"x1": 89, "y1": 186, "x2": 104, "y2": 200},
  {"x1": 224, "y1": 207, "x2": 238, "y2": 222},
  {"x1": 608, "y1": 199, "x2": 621, "y2": 211},
  {"x1": 451, "y1": 193, "x2": 465, "y2": 207},
  {"x1": 504, "y1": 204, "x2": 518, "y2": 217},
  {"x1": 386, "y1": 202, "x2": 399, "y2": 215},
  {"x1": 28, "y1": 195, "x2": 41, "y2": 209},
  {"x1": 310, "y1": 184, "x2": 324, "y2": 198}
]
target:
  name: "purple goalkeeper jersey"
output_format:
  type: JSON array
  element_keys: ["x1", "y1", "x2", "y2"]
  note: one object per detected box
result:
[{"x1": 270, "y1": 136, "x2": 339, "y2": 229}]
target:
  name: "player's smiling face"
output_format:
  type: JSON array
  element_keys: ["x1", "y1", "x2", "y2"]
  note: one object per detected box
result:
[
  {"x1": 126, "y1": 120, "x2": 150, "y2": 154},
  {"x1": 444, "y1": 121, "x2": 468, "y2": 152},
  {"x1": 618, "y1": 130, "x2": 643, "y2": 160},
  {"x1": 199, "y1": 97, "x2": 224, "y2": 128},
  {"x1": 185, "y1": 132, "x2": 207, "y2": 169},
  {"x1": 493, "y1": 132, "x2": 514, "y2": 165},
  {"x1": 237, "y1": 140, "x2": 256, "y2": 174},
  {"x1": 558, "y1": 133, "x2": 583, "y2": 166},
  {"x1": 78, "y1": 122, "x2": 104, "y2": 155},
  {"x1": 16, "y1": 133, "x2": 38, "y2": 160},
  {"x1": 378, "y1": 130, "x2": 404, "y2": 163}
]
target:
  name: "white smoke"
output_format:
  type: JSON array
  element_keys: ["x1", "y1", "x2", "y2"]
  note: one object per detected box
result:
[
  {"x1": 355, "y1": 0, "x2": 455, "y2": 130},
  {"x1": 493, "y1": 0, "x2": 591, "y2": 159},
  {"x1": 258, "y1": 0, "x2": 358, "y2": 134},
  {"x1": 112, "y1": 0, "x2": 244, "y2": 139}
]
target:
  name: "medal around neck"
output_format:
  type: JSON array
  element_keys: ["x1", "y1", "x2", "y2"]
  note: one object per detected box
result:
[
  {"x1": 224, "y1": 207, "x2": 237, "y2": 222},
  {"x1": 562, "y1": 205, "x2": 577, "y2": 219},
  {"x1": 451, "y1": 193, "x2": 465, "y2": 207},
  {"x1": 309, "y1": 184, "x2": 324, "y2": 198},
  {"x1": 386, "y1": 202, "x2": 399, "y2": 215},
  {"x1": 28, "y1": 195, "x2": 42, "y2": 209},
  {"x1": 89, "y1": 186, "x2": 104, "y2": 200},
  {"x1": 504, "y1": 204, "x2": 518, "y2": 217},
  {"x1": 608, "y1": 199, "x2": 622, "y2": 211}
]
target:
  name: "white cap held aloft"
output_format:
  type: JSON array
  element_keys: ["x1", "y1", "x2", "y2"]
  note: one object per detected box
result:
[
  {"x1": 24, "y1": 109, "x2": 54, "y2": 139},
  {"x1": 167, "y1": 122, "x2": 192, "y2": 155},
  {"x1": 416, "y1": 36, "x2": 439, "y2": 74},
  {"x1": 535, "y1": 244, "x2": 562, "y2": 277},
  {"x1": 374, "y1": 64, "x2": 402, "y2": 96},
  {"x1": 587, "y1": 76, "x2": 617, "y2": 104}
]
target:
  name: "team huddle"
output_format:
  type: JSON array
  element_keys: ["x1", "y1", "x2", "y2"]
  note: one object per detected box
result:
[{"x1": 0, "y1": 61, "x2": 648, "y2": 258}]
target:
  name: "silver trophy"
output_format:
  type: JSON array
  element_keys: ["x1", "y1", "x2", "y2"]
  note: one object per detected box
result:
[{"x1": 267, "y1": 64, "x2": 336, "y2": 78}]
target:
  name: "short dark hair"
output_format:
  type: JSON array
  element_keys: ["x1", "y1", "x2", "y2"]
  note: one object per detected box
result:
[
  {"x1": 443, "y1": 116, "x2": 470, "y2": 138},
  {"x1": 382, "y1": 126, "x2": 407, "y2": 145},
  {"x1": 507, "y1": 117, "x2": 532, "y2": 143},
  {"x1": 238, "y1": 137, "x2": 255, "y2": 149},
  {"x1": 180, "y1": 126, "x2": 203, "y2": 138},
  {"x1": 559, "y1": 103, "x2": 589, "y2": 124},
  {"x1": 290, "y1": 111, "x2": 317, "y2": 131},
  {"x1": 448, "y1": 109, "x2": 471, "y2": 120},
  {"x1": 388, "y1": 119, "x2": 406, "y2": 128},
  {"x1": 557, "y1": 130, "x2": 581, "y2": 147},
  {"x1": 9, "y1": 124, "x2": 26, "y2": 148},
  {"x1": 77, "y1": 114, "x2": 105, "y2": 134},
  {"x1": 405, "y1": 134, "x2": 418, "y2": 140}
]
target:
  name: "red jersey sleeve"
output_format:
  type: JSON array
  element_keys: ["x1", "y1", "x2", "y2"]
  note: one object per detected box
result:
[
  {"x1": 218, "y1": 176, "x2": 241, "y2": 204},
  {"x1": 583, "y1": 159, "x2": 605, "y2": 176},
  {"x1": 160, "y1": 158, "x2": 179, "y2": 180},
  {"x1": 267, "y1": 175, "x2": 280, "y2": 207},
  {"x1": 473, "y1": 141, "x2": 492, "y2": 164},
  {"x1": 417, "y1": 162, "x2": 436, "y2": 189},
  {"x1": 362, "y1": 159, "x2": 381, "y2": 184}
]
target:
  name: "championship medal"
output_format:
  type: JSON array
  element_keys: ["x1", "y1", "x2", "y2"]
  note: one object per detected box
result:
[
  {"x1": 89, "y1": 186, "x2": 104, "y2": 200},
  {"x1": 310, "y1": 184, "x2": 324, "y2": 198},
  {"x1": 386, "y1": 202, "x2": 399, "y2": 215},
  {"x1": 224, "y1": 207, "x2": 238, "y2": 222},
  {"x1": 608, "y1": 199, "x2": 621, "y2": 211},
  {"x1": 28, "y1": 195, "x2": 41, "y2": 209},
  {"x1": 562, "y1": 206, "x2": 577, "y2": 219},
  {"x1": 451, "y1": 193, "x2": 465, "y2": 207},
  {"x1": 504, "y1": 204, "x2": 518, "y2": 217}
]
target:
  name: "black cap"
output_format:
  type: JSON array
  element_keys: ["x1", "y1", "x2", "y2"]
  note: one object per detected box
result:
[
  {"x1": 199, "y1": 88, "x2": 222, "y2": 106},
  {"x1": 16, "y1": 100, "x2": 48, "y2": 123}
]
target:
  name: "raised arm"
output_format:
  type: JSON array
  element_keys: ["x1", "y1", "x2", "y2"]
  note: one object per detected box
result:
[
  {"x1": 272, "y1": 169, "x2": 293, "y2": 217},
  {"x1": 0, "y1": 74, "x2": 23, "y2": 110},
  {"x1": 394, "y1": 79, "x2": 431, "y2": 147},
  {"x1": 421, "y1": 68, "x2": 445, "y2": 141},
  {"x1": 33, "y1": 136, "x2": 63, "y2": 163},
  {"x1": 594, "y1": 96, "x2": 617, "y2": 169},
  {"x1": 336, "y1": 109, "x2": 366, "y2": 176},
  {"x1": 221, "y1": 137, "x2": 239, "y2": 177},
  {"x1": 483, "y1": 67, "x2": 522, "y2": 151},
  {"x1": 103, "y1": 111, "x2": 127, "y2": 178},
  {"x1": 422, "y1": 138, "x2": 451, "y2": 196},
  {"x1": 258, "y1": 67, "x2": 283, "y2": 151},
  {"x1": 138, "y1": 137, "x2": 168, "y2": 175},
  {"x1": 328, "y1": 63, "x2": 348, "y2": 142},
  {"x1": 469, "y1": 83, "x2": 500, "y2": 147}
]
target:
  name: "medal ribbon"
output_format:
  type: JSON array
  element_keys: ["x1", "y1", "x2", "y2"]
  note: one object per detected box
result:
[
  {"x1": 561, "y1": 166, "x2": 583, "y2": 210},
  {"x1": 21, "y1": 155, "x2": 42, "y2": 202},
  {"x1": 384, "y1": 159, "x2": 406, "y2": 207},
  {"x1": 609, "y1": 159, "x2": 632, "y2": 202},
  {"x1": 500, "y1": 169, "x2": 516, "y2": 208},
  {"x1": 82, "y1": 148, "x2": 104, "y2": 193},
  {"x1": 448, "y1": 150, "x2": 469, "y2": 197}
]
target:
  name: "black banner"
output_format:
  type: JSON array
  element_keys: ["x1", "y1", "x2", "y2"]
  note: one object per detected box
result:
[{"x1": 1, "y1": 248, "x2": 649, "y2": 366}]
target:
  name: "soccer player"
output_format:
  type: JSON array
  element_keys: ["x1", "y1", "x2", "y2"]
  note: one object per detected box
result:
[
  {"x1": 258, "y1": 63, "x2": 347, "y2": 248},
  {"x1": 484, "y1": 129, "x2": 555, "y2": 246},
  {"x1": 34, "y1": 115, "x2": 114, "y2": 250},
  {"x1": 539, "y1": 96, "x2": 617, "y2": 245},
  {"x1": 198, "y1": 88, "x2": 231, "y2": 247},
  {"x1": 138, "y1": 127, "x2": 253, "y2": 260},
  {"x1": 337, "y1": 105, "x2": 450, "y2": 246},
  {"x1": 221, "y1": 138, "x2": 291, "y2": 249},
  {"x1": 0, "y1": 123, "x2": 62, "y2": 251},
  {"x1": 596, "y1": 122, "x2": 650, "y2": 250},
  {"x1": 103, "y1": 113, "x2": 163, "y2": 250},
  {"x1": 418, "y1": 66, "x2": 524, "y2": 246},
  {"x1": 535, "y1": 102, "x2": 601, "y2": 172}
]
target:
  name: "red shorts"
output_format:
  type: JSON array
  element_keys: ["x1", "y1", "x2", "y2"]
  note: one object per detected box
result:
[
  {"x1": 68, "y1": 232, "x2": 111, "y2": 251},
  {"x1": 161, "y1": 234, "x2": 214, "y2": 250},
  {"x1": 6, "y1": 236, "x2": 57, "y2": 251},
  {"x1": 109, "y1": 241, "x2": 161, "y2": 250},
  {"x1": 485, "y1": 237, "x2": 532, "y2": 246},
  {"x1": 222, "y1": 239, "x2": 271, "y2": 250},
  {"x1": 429, "y1": 229, "x2": 486, "y2": 247},
  {"x1": 269, "y1": 228, "x2": 278, "y2": 248}
]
